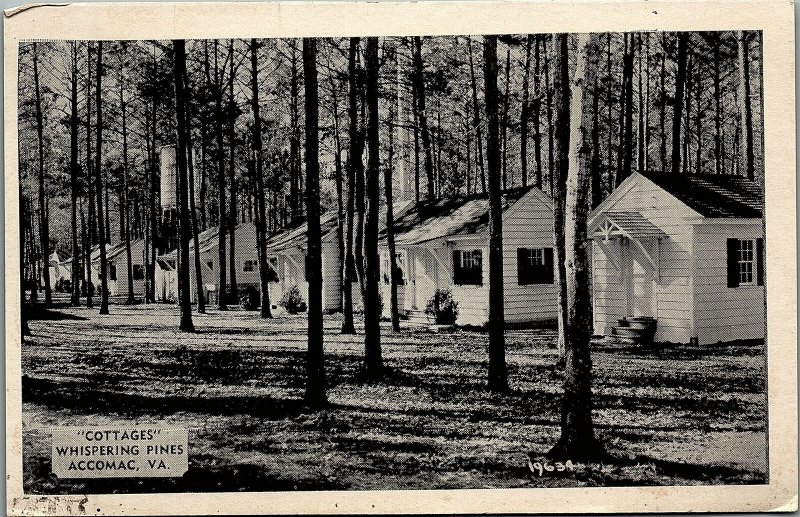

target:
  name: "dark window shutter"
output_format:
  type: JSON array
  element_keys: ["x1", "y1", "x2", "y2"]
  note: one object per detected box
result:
[
  {"x1": 756, "y1": 238, "x2": 764, "y2": 286},
  {"x1": 517, "y1": 248, "x2": 528, "y2": 285},
  {"x1": 727, "y1": 238, "x2": 740, "y2": 288},
  {"x1": 543, "y1": 247, "x2": 555, "y2": 284},
  {"x1": 452, "y1": 250, "x2": 461, "y2": 284}
]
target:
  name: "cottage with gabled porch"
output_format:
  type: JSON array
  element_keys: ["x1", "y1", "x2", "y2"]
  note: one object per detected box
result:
[
  {"x1": 589, "y1": 171, "x2": 764, "y2": 345},
  {"x1": 379, "y1": 185, "x2": 557, "y2": 326}
]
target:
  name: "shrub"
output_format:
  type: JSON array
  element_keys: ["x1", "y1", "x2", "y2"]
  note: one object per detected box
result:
[
  {"x1": 279, "y1": 285, "x2": 307, "y2": 314},
  {"x1": 238, "y1": 285, "x2": 260, "y2": 311},
  {"x1": 425, "y1": 288, "x2": 459, "y2": 325}
]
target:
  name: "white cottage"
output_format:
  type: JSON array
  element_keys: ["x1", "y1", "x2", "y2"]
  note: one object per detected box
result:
[
  {"x1": 90, "y1": 238, "x2": 147, "y2": 299},
  {"x1": 264, "y1": 211, "x2": 348, "y2": 312},
  {"x1": 589, "y1": 171, "x2": 764, "y2": 345},
  {"x1": 379, "y1": 186, "x2": 557, "y2": 326}
]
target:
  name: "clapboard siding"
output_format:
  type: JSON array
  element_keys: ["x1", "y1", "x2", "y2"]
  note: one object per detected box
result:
[
  {"x1": 692, "y1": 222, "x2": 765, "y2": 344},
  {"x1": 501, "y1": 190, "x2": 557, "y2": 323}
]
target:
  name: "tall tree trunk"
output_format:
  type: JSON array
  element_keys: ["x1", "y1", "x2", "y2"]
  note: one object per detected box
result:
[
  {"x1": 412, "y1": 77, "x2": 420, "y2": 202},
  {"x1": 544, "y1": 36, "x2": 555, "y2": 191},
  {"x1": 552, "y1": 34, "x2": 570, "y2": 364},
  {"x1": 250, "y1": 39, "x2": 271, "y2": 318},
  {"x1": 636, "y1": 34, "x2": 646, "y2": 174},
  {"x1": 187, "y1": 101, "x2": 206, "y2": 314},
  {"x1": 228, "y1": 40, "x2": 239, "y2": 303},
  {"x1": 85, "y1": 43, "x2": 94, "y2": 308},
  {"x1": 303, "y1": 37, "x2": 327, "y2": 407},
  {"x1": 671, "y1": 32, "x2": 688, "y2": 175},
  {"x1": 737, "y1": 31, "x2": 755, "y2": 180},
  {"x1": 385, "y1": 56, "x2": 401, "y2": 333},
  {"x1": 214, "y1": 40, "x2": 228, "y2": 309},
  {"x1": 341, "y1": 37, "x2": 360, "y2": 334},
  {"x1": 591, "y1": 77, "x2": 603, "y2": 208},
  {"x1": 549, "y1": 32, "x2": 603, "y2": 461},
  {"x1": 118, "y1": 51, "x2": 135, "y2": 304},
  {"x1": 621, "y1": 33, "x2": 634, "y2": 183},
  {"x1": 330, "y1": 77, "x2": 346, "y2": 314},
  {"x1": 533, "y1": 36, "x2": 543, "y2": 189},
  {"x1": 69, "y1": 44, "x2": 81, "y2": 307},
  {"x1": 174, "y1": 39, "x2": 195, "y2": 332},
  {"x1": 146, "y1": 45, "x2": 158, "y2": 303},
  {"x1": 484, "y1": 36, "x2": 508, "y2": 392},
  {"x1": 95, "y1": 42, "x2": 109, "y2": 315},
  {"x1": 501, "y1": 47, "x2": 511, "y2": 189},
  {"x1": 466, "y1": 36, "x2": 487, "y2": 193},
  {"x1": 413, "y1": 37, "x2": 435, "y2": 201},
  {"x1": 659, "y1": 34, "x2": 668, "y2": 172},
  {"x1": 32, "y1": 43, "x2": 52, "y2": 306},
  {"x1": 520, "y1": 36, "x2": 533, "y2": 188},
  {"x1": 363, "y1": 37, "x2": 383, "y2": 376},
  {"x1": 713, "y1": 36, "x2": 722, "y2": 175},
  {"x1": 290, "y1": 44, "x2": 303, "y2": 223}
]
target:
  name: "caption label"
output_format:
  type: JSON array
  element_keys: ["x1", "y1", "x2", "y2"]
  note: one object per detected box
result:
[{"x1": 51, "y1": 426, "x2": 188, "y2": 478}]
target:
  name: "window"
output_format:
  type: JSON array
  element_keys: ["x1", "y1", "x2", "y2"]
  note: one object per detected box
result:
[
  {"x1": 518, "y1": 247, "x2": 554, "y2": 285},
  {"x1": 133, "y1": 264, "x2": 145, "y2": 280},
  {"x1": 207, "y1": 261, "x2": 214, "y2": 271},
  {"x1": 453, "y1": 249, "x2": 483, "y2": 286},
  {"x1": 727, "y1": 237, "x2": 763, "y2": 288},
  {"x1": 382, "y1": 250, "x2": 407, "y2": 285},
  {"x1": 108, "y1": 263, "x2": 117, "y2": 282},
  {"x1": 738, "y1": 239, "x2": 754, "y2": 285},
  {"x1": 244, "y1": 260, "x2": 257, "y2": 272}
]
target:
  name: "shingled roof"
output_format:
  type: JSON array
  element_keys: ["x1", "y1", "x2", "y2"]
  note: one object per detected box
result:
[
  {"x1": 638, "y1": 171, "x2": 763, "y2": 218},
  {"x1": 381, "y1": 185, "x2": 545, "y2": 246}
]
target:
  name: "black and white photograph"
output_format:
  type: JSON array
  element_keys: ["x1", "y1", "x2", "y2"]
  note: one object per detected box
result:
[{"x1": 6, "y1": 1, "x2": 796, "y2": 514}]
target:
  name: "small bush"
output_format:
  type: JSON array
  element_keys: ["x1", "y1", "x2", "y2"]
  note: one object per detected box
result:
[
  {"x1": 425, "y1": 288, "x2": 459, "y2": 325},
  {"x1": 238, "y1": 285, "x2": 260, "y2": 311},
  {"x1": 279, "y1": 285, "x2": 307, "y2": 314}
]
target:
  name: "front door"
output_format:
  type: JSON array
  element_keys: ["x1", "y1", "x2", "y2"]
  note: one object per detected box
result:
[{"x1": 624, "y1": 239, "x2": 656, "y2": 317}]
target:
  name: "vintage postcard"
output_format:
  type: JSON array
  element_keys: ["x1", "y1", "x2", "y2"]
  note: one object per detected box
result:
[{"x1": 4, "y1": 1, "x2": 797, "y2": 514}]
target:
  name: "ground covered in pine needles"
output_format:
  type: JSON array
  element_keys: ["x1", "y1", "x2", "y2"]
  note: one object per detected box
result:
[{"x1": 20, "y1": 302, "x2": 767, "y2": 493}]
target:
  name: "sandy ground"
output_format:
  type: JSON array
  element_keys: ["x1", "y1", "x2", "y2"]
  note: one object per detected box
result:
[{"x1": 20, "y1": 302, "x2": 767, "y2": 493}]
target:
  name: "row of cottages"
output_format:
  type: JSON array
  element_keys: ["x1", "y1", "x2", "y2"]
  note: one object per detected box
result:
[
  {"x1": 156, "y1": 222, "x2": 282, "y2": 305},
  {"x1": 87, "y1": 238, "x2": 148, "y2": 298},
  {"x1": 589, "y1": 171, "x2": 765, "y2": 345},
  {"x1": 378, "y1": 185, "x2": 558, "y2": 326}
]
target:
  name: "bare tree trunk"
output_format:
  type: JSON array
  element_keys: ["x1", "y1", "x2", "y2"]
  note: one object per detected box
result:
[
  {"x1": 552, "y1": 34, "x2": 570, "y2": 364},
  {"x1": 385, "y1": 55, "x2": 401, "y2": 333},
  {"x1": 659, "y1": 34, "x2": 668, "y2": 172},
  {"x1": 228, "y1": 40, "x2": 239, "y2": 303},
  {"x1": 548, "y1": 33, "x2": 603, "y2": 461},
  {"x1": 303, "y1": 37, "x2": 327, "y2": 407},
  {"x1": 146, "y1": 45, "x2": 158, "y2": 304},
  {"x1": 636, "y1": 34, "x2": 646, "y2": 174},
  {"x1": 214, "y1": 41, "x2": 228, "y2": 310},
  {"x1": 466, "y1": 36, "x2": 487, "y2": 194},
  {"x1": 501, "y1": 47, "x2": 511, "y2": 189},
  {"x1": 251, "y1": 39, "x2": 271, "y2": 318},
  {"x1": 483, "y1": 36, "x2": 508, "y2": 392},
  {"x1": 544, "y1": 36, "x2": 555, "y2": 190},
  {"x1": 32, "y1": 43, "x2": 52, "y2": 306},
  {"x1": 187, "y1": 102, "x2": 206, "y2": 314},
  {"x1": 118, "y1": 49, "x2": 135, "y2": 304},
  {"x1": 174, "y1": 40, "x2": 195, "y2": 332},
  {"x1": 520, "y1": 35, "x2": 533, "y2": 187},
  {"x1": 621, "y1": 33, "x2": 634, "y2": 182},
  {"x1": 671, "y1": 32, "x2": 688, "y2": 175},
  {"x1": 69, "y1": 44, "x2": 81, "y2": 307},
  {"x1": 95, "y1": 42, "x2": 109, "y2": 315},
  {"x1": 533, "y1": 36, "x2": 543, "y2": 189},
  {"x1": 713, "y1": 36, "x2": 722, "y2": 175},
  {"x1": 413, "y1": 37, "x2": 435, "y2": 201},
  {"x1": 737, "y1": 31, "x2": 755, "y2": 180},
  {"x1": 591, "y1": 77, "x2": 603, "y2": 209},
  {"x1": 290, "y1": 44, "x2": 303, "y2": 223},
  {"x1": 341, "y1": 37, "x2": 360, "y2": 335},
  {"x1": 330, "y1": 76, "x2": 346, "y2": 314},
  {"x1": 363, "y1": 37, "x2": 383, "y2": 376}
]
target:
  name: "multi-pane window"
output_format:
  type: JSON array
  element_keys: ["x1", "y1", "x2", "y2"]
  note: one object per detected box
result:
[
  {"x1": 244, "y1": 260, "x2": 257, "y2": 272},
  {"x1": 739, "y1": 239, "x2": 754, "y2": 285},
  {"x1": 133, "y1": 264, "x2": 145, "y2": 280},
  {"x1": 517, "y1": 247, "x2": 555, "y2": 285},
  {"x1": 453, "y1": 249, "x2": 483, "y2": 286}
]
